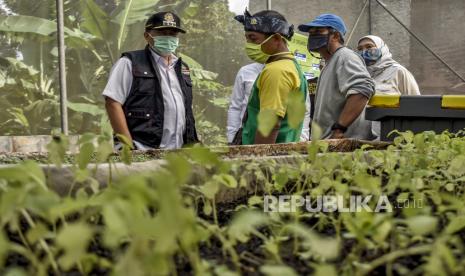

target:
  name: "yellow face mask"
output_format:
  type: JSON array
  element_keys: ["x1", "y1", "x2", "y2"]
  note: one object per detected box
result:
[
  {"x1": 245, "y1": 34, "x2": 291, "y2": 64},
  {"x1": 245, "y1": 34, "x2": 275, "y2": 64}
]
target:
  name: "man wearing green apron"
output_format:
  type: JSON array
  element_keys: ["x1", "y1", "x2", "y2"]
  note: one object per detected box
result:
[{"x1": 235, "y1": 9, "x2": 308, "y2": 145}]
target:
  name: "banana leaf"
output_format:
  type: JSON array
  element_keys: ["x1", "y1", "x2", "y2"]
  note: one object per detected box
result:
[
  {"x1": 0, "y1": 15, "x2": 95, "y2": 47},
  {"x1": 67, "y1": 101, "x2": 105, "y2": 117},
  {"x1": 111, "y1": 0, "x2": 160, "y2": 51},
  {"x1": 79, "y1": 0, "x2": 109, "y2": 40},
  {"x1": 178, "y1": 53, "x2": 218, "y2": 80}
]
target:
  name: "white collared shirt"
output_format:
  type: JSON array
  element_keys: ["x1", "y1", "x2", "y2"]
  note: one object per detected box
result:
[
  {"x1": 102, "y1": 49, "x2": 186, "y2": 150},
  {"x1": 227, "y1": 63, "x2": 264, "y2": 143}
]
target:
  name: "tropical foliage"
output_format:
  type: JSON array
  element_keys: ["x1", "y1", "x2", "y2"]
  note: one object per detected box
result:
[{"x1": 0, "y1": 0, "x2": 247, "y2": 145}]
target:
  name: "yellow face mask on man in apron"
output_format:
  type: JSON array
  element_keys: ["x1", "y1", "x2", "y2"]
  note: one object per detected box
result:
[
  {"x1": 234, "y1": 9, "x2": 308, "y2": 145},
  {"x1": 245, "y1": 34, "x2": 291, "y2": 64}
]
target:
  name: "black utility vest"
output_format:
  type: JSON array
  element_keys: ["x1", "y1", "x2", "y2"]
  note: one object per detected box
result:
[{"x1": 121, "y1": 46, "x2": 199, "y2": 148}]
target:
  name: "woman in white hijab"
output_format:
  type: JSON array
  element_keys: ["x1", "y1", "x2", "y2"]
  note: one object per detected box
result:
[
  {"x1": 357, "y1": 35, "x2": 420, "y2": 95},
  {"x1": 357, "y1": 35, "x2": 420, "y2": 139}
]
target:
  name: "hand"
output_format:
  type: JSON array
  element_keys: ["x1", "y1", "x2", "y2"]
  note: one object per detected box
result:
[{"x1": 330, "y1": 129, "x2": 345, "y2": 139}]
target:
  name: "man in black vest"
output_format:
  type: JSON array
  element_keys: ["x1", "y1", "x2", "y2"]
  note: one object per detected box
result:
[{"x1": 103, "y1": 11, "x2": 199, "y2": 150}]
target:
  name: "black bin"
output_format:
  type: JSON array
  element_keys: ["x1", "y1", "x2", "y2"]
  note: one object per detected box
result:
[{"x1": 365, "y1": 95, "x2": 465, "y2": 141}]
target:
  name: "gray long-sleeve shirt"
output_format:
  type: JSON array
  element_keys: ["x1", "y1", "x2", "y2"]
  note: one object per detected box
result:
[{"x1": 313, "y1": 47, "x2": 376, "y2": 140}]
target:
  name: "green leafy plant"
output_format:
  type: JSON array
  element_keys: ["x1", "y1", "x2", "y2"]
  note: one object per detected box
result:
[{"x1": 1, "y1": 131, "x2": 465, "y2": 275}]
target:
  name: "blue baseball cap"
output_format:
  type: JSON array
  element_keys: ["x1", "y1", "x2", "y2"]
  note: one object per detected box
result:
[{"x1": 298, "y1": 14, "x2": 347, "y2": 36}]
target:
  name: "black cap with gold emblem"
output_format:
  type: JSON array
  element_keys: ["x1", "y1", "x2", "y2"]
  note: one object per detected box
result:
[{"x1": 145, "y1": 11, "x2": 186, "y2": 33}]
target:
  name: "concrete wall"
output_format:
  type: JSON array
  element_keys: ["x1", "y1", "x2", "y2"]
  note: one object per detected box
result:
[
  {"x1": 370, "y1": 0, "x2": 412, "y2": 67},
  {"x1": 409, "y1": 0, "x2": 465, "y2": 94},
  {"x1": 0, "y1": 136, "x2": 80, "y2": 153},
  {"x1": 249, "y1": 0, "x2": 465, "y2": 94},
  {"x1": 249, "y1": 0, "x2": 411, "y2": 65}
]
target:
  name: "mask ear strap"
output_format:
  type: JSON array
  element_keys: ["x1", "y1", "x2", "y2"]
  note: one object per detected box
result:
[
  {"x1": 326, "y1": 28, "x2": 341, "y2": 55},
  {"x1": 310, "y1": 52, "x2": 322, "y2": 60},
  {"x1": 287, "y1": 25, "x2": 294, "y2": 40},
  {"x1": 261, "y1": 34, "x2": 275, "y2": 45},
  {"x1": 147, "y1": 33, "x2": 155, "y2": 44},
  {"x1": 326, "y1": 30, "x2": 332, "y2": 55}
]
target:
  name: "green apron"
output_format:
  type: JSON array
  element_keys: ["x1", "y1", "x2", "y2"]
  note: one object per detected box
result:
[{"x1": 242, "y1": 59, "x2": 308, "y2": 145}]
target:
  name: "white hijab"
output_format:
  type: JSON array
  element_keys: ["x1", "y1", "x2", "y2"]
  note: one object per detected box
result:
[{"x1": 358, "y1": 35, "x2": 399, "y2": 77}]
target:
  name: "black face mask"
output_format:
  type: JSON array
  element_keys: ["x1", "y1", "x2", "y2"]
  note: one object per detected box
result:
[{"x1": 307, "y1": 34, "x2": 330, "y2": 52}]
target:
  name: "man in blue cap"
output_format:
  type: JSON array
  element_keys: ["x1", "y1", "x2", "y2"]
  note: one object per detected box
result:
[{"x1": 299, "y1": 14, "x2": 375, "y2": 140}]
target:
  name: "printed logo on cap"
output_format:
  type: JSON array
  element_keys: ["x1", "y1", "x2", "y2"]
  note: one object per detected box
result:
[{"x1": 163, "y1": 13, "x2": 176, "y2": 27}]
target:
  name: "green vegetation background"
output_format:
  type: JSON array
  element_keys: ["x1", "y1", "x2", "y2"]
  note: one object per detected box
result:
[{"x1": 0, "y1": 0, "x2": 250, "y2": 145}]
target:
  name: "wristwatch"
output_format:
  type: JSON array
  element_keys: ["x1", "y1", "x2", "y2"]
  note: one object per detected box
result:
[{"x1": 331, "y1": 122, "x2": 348, "y2": 133}]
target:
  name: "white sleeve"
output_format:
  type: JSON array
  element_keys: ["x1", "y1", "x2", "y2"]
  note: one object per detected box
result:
[
  {"x1": 300, "y1": 92, "x2": 311, "y2": 141},
  {"x1": 227, "y1": 70, "x2": 246, "y2": 143},
  {"x1": 102, "y1": 57, "x2": 133, "y2": 104},
  {"x1": 397, "y1": 67, "x2": 421, "y2": 95}
]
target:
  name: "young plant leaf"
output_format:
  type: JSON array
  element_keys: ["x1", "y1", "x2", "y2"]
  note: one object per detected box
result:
[
  {"x1": 260, "y1": 265, "x2": 297, "y2": 276},
  {"x1": 286, "y1": 90, "x2": 306, "y2": 129},
  {"x1": 257, "y1": 109, "x2": 278, "y2": 137},
  {"x1": 56, "y1": 223, "x2": 93, "y2": 270}
]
